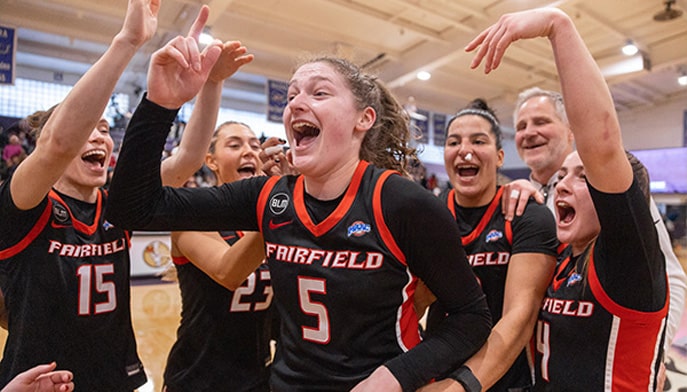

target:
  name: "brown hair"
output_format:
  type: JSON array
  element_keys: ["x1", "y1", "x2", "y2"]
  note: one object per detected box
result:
[
  {"x1": 208, "y1": 121, "x2": 253, "y2": 154},
  {"x1": 625, "y1": 151, "x2": 650, "y2": 203},
  {"x1": 26, "y1": 104, "x2": 59, "y2": 140},
  {"x1": 296, "y1": 56, "x2": 417, "y2": 176},
  {"x1": 447, "y1": 98, "x2": 503, "y2": 150}
]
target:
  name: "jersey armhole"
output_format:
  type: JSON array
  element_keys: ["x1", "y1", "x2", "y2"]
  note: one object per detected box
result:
[
  {"x1": 0, "y1": 199, "x2": 52, "y2": 260},
  {"x1": 372, "y1": 171, "x2": 407, "y2": 265}
]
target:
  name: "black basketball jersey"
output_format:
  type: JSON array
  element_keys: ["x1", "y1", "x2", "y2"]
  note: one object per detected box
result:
[
  {"x1": 534, "y1": 180, "x2": 668, "y2": 391},
  {"x1": 0, "y1": 187, "x2": 145, "y2": 391},
  {"x1": 256, "y1": 161, "x2": 421, "y2": 391},
  {"x1": 427, "y1": 187, "x2": 557, "y2": 391},
  {"x1": 163, "y1": 230, "x2": 273, "y2": 392}
]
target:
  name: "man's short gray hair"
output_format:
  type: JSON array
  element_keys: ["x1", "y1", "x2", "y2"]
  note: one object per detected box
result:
[{"x1": 513, "y1": 87, "x2": 569, "y2": 128}]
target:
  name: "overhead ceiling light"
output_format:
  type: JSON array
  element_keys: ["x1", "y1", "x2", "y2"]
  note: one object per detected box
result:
[
  {"x1": 199, "y1": 28, "x2": 214, "y2": 45},
  {"x1": 416, "y1": 71, "x2": 431, "y2": 81},
  {"x1": 678, "y1": 70, "x2": 687, "y2": 86},
  {"x1": 599, "y1": 52, "x2": 650, "y2": 78},
  {"x1": 622, "y1": 40, "x2": 639, "y2": 56}
]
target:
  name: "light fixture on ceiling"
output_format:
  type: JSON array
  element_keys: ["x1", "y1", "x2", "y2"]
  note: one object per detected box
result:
[
  {"x1": 678, "y1": 68, "x2": 687, "y2": 86},
  {"x1": 622, "y1": 40, "x2": 639, "y2": 56},
  {"x1": 654, "y1": 0, "x2": 684, "y2": 21},
  {"x1": 199, "y1": 28, "x2": 214, "y2": 45},
  {"x1": 599, "y1": 52, "x2": 650, "y2": 78},
  {"x1": 416, "y1": 71, "x2": 431, "y2": 81}
]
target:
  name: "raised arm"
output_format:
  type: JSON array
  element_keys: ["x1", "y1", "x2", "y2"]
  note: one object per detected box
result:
[
  {"x1": 145, "y1": 5, "x2": 222, "y2": 111},
  {"x1": 10, "y1": 0, "x2": 158, "y2": 210},
  {"x1": 466, "y1": 8, "x2": 631, "y2": 192},
  {"x1": 160, "y1": 40, "x2": 253, "y2": 187}
]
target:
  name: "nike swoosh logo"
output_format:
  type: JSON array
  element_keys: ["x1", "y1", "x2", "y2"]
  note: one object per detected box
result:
[{"x1": 268, "y1": 219, "x2": 293, "y2": 230}]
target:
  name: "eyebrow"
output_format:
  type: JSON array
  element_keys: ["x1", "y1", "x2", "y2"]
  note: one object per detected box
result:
[{"x1": 289, "y1": 75, "x2": 334, "y2": 87}]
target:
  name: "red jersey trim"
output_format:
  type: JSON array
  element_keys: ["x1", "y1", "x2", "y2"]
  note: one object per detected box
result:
[
  {"x1": 48, "y1": 189, "x2": 102, "y2": 235},
  {"x1": 294, "y1": 161, "x2": 368, "y2": 237},
  {"x1": 256, "y1": 176, "x2": 280, "y2": 234},
  {"x1": 461, "y1": 187, "x2": 504, "y2": 245},
  {"x1": 0, "y1": 199, "x2": 53, "y2": 260},
  {"x1": 398, "y1": 276, "x2": 421, "y2": 351},
  {"x1": 588, "y1": 245, "x2": 668, "y2": 320},
  {"x1": 172, "y1": 255, "x2": 190, "y2": 265},
  {"x1": 551, "y1": 253, "x2": 572, "y2": 292},
  {"x1": 446, "y1": 189, "x2": 457, "y2": 218},
  {"x1": 372, "y1": 170, "x2": 406, "y2": 265}
]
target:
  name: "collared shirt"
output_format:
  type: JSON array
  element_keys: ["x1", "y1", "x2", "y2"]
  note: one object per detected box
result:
[{"x1": 529, "y1": 173, "x2": 557, "y2": 214}]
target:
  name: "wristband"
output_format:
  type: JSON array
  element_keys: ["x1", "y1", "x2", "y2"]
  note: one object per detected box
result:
[{"x1": 448, "y1": 366, "x2": 482, "y2": 392}]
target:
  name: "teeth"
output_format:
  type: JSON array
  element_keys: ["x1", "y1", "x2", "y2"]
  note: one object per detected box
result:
[{"x1": 82, "y1": 150, "x2": 105, "y2": 159}]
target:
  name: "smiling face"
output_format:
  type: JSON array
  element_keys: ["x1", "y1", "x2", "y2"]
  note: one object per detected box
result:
[
  {"x1": 514, "y1": 96, "x2": 573, "y2": 183},
  {"x1": 283, "y1": 61, "x2": 374, "y2": 183},
  {"x1": 444, "y1": 114, "x2": 504, "y2": 207},
  {"x1": 554, "y1": 151, "x2": 600, "y2": 254},
  {"x1": 55, "y1": 118, "x2": 113, "y2": 200},
  {"x1": 205, "y1": 123, "x2": 262, "y2": 185}
]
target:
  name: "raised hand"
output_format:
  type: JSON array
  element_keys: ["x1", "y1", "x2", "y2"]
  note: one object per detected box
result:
[
  {"x1": 465, "y1": 8, "x2": 563, "y2": 73},
  {"x1": 147, "y1": 5, "x2": 222, "y2": 109},
  {"x1": 117, "y1": 0, "x2": 160, "y2": 49},
  {"x1": 208, "y1": 41, "x2": 254, "y2": 84}
]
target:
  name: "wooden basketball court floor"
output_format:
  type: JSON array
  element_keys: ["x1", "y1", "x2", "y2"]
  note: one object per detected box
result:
[{"x1": 1, "y1": 277, "x2": 687, "y2": 391}]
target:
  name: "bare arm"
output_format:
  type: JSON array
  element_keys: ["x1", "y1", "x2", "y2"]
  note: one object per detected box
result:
[
  {"x1": 10, "y1": 0, "x2": 158, "y2": 210},
  {"x1": 171, "y1": 231, "x2": 266, "y2": 291},
  {"x1": 466, "y1": 8, "x2": 631, "y2": 192},
  {"x1": 160, "y1": 41, "x2": 253, "y2": 186},
  {"x1": 418, "y1": 253, "x2": 555, "y2": 392}
]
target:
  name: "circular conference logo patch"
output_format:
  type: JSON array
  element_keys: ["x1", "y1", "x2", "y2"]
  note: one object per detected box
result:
[{"x1": 142, "y1": 240, "x2": 171, "y2": 268}]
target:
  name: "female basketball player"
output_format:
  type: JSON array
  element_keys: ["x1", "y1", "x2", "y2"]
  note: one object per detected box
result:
[
  {"x1": 0, "y1": 3, "x2": 250, "y2": 390},
  {"x1": 163, "y1": 121, "x2": 275, "y2": 392},
  {"x1": 106, "y1": 50, "x2": 492, "y2": 390},
  {"x1": 467, "y1": 7, "x2": 667, "y2": 391},
  {"x1": 418, "y1": 98, "x2": 557, "y2": 392}
]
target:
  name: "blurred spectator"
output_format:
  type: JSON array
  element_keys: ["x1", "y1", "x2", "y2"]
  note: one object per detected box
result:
[{"x1": 2, "y1": 135, "x2": 24, "y2": 167}]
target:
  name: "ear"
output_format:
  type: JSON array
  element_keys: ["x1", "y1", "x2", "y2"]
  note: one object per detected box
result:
[
  {"x1": 354, "y1": 106, "x2": 376, "y2": 133},
  {"x1": 496, "y1": 148, "x2": 505, "y2": 168},
  {"x1": 204, "y1": 153, "x2": 218, "y2": 172}
]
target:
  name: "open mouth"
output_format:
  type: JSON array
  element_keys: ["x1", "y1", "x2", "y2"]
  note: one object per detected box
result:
[
  {"x1": 237, "y1": 163, "x2": 257, "y2": 177},
  {"x1": 556, "y1": 200, "x2": 576, "y2": 224},
  {"x1": 81, "y1": 149, "x2": 106, "y2": 168},
  {"x1": 292, "y1": 121, "x2": 320, "y2": 146},
  {"x1": 457, "y1": 165, "x2": 479, "y2": 177}
]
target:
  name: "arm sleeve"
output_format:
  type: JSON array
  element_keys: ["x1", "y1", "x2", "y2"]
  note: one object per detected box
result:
[
  {"x1": 380, "y1": 176, "x2": 492, "y2": 391},
  {"x1": 105, "y1": 95, "x2": 264, "y2": 232},
  {"x1": 590, "y1": 177, "x2": 667, "y2": 312},
  {"x1": 511, "y1": 201, "x2": 559, "y2": 256},
  {"x1": 0, "y1": 177, "x2": 48, "y2": 252}
]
